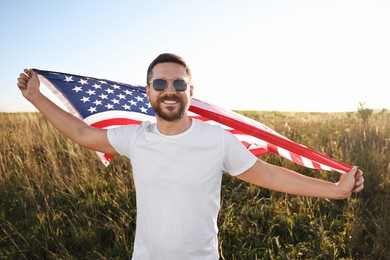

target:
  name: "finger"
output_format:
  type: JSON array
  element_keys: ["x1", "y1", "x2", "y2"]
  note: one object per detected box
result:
[
  {"x1": 355, "y1": 169, "x2": 363, "y2": 179},
  {"x1": 17, "y1": 76, "x2": 28, "y2": 85},
  {"x1": 18, "y1": 73, "x2": 29, "y2": 80},
  {"x1": 347, "y1": 166, "x2": 358, "y2": 176},
  {"x1": 353, "y1": 184, "x2": 364, "y2": 193},
  {"x1": 24, "y1": 68, "x2": 32, "y2": 76},
  {"x1": 355, "y1": 175, "x2": 364, "y2": 186},
  {"x1": 17, "y1": 74, "x2": 29, "y2": 89},
  {"x1": 354, "y1": 174, "x2": 363, "y2": 185},
  {"x1": 17, "y1": 81, "x2": 27, "y2": 89},
  {"x1": 19, "y1": 72, "x2": 29, "y2": 80},
  {"x1": 353, "y1": 175, "x2": 364, "y2": 192}
]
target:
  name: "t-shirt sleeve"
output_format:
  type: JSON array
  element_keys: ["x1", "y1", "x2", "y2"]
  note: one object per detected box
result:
[
  {"x1": 223, "y1": 130, "x2": 258, "y2": 176},
  {"x1": 107, "y1": 124, "x2": 139, "y2": 156}
]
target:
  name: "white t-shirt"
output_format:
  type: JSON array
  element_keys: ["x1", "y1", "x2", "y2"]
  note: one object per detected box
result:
[{"x1": 107, "y1": 118, "x2": 257, "y2": 260}]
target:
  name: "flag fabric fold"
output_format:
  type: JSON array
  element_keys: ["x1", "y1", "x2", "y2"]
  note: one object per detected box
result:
[{"x1": 33, "y1": 69, "x2": 352, "y2": 173}]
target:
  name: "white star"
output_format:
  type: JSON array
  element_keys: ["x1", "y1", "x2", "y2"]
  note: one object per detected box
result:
[
  {"x1": 98, "y1": 80, "x2": 108, "y2": 84},
  {"x1": 105, "y1": 88, "x2": 114, "y2": 94},
  {"x1": 135, "y1": 96, "x2": 144, "y2": 102},
  {"x1": 88, "y1": 107, "x2": 97, "y2": 113},
  {"x1": 117, "y1": 93, "x2": 126, "y2": 99},
  {"x1": 79, "y1": 79, "x2": 88, "y2": 85},
  {"x1": 111, "y1": 98, "x2": 120, "y2": 104},
  {"x1": 93, "y1": 100, "x2": 102, "y2": 106},
  {"x1": 112, "y1": 84, "x2": 121, "y2": 89},
  {"x1": 64, "y1": 75, "x2": 74, "y2": 82},
  {"x1": 72, "y1": 86, "x2": 82, "y2": 92},
  {"x1": 86, "y1": 89, "x2": 96, "y2": 95},
  {"x1": 99, "y1": 94, "x2": 108, "y2": 99},
  {"x1": 92, "y1": 84, "x2": 102, "y2": 89},
  {"x1": 140, "y1": 107, "x2": 148, "y2": 113},
  {"x1": 129, "y1": 100, "x2": 137, "y2": 106},
  {"x1": 81, "y1": 96, "x2": 90, "y2": 103},
  {"x1": 124, "y1": 89, "x2": 133, "y2": 95},
  {"x1": 105, "y1": 103, "x2": 114, "y2": 109},
  {"x1": 122, "y1": 104, "x2": 131, "y2": 110}
]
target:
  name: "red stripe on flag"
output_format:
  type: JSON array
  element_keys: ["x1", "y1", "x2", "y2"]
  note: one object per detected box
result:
[
  {"x1": 311, "y1": 161, "x2": 323, "y2": 170},
  {"x1": 91, "y1": 118, "x2": 142, "y2": 128},
  {"x1": 290, "y1": 152, "x2": 304, "y2": 166}
]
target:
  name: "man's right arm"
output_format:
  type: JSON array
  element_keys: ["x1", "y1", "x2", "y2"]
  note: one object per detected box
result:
[{"x1": 17, "y1": 69, "x2": 118, "y2": 155}]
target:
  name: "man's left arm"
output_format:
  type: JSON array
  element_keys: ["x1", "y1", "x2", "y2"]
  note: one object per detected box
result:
[{"x1": 236, "y1": 159, "x2": 364, "y2": 199}]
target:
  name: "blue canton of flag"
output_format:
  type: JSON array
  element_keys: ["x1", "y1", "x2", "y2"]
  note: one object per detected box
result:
[{"x1": 34, "y1": 69, "x2": 155, "y2": 125}]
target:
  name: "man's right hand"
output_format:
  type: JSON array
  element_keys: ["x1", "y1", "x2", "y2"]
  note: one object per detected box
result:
[{"x1": 17, "y1": 69, "x2": 40, "y2": 101}]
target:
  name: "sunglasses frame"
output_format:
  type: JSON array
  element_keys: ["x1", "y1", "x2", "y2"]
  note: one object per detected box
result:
[{"x1": 150, "y1": 78, "x2": 189, "y2": 92}]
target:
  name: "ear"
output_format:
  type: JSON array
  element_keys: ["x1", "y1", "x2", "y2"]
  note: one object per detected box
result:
[
  {"x1": 189, "y1": 84, "x2": 194, "y2": 97},
  {"x1": 146, "y1": 84, "x2": 150, "y2": 97}
]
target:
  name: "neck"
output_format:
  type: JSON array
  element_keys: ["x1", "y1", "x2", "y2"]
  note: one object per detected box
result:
[{"x1": 156, "y1": 116, "x2": 192, "y2": 135}]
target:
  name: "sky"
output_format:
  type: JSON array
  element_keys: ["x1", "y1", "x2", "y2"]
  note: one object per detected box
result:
[{"x1": 1, "y1": 0, "x2": 389, "y2": 113}]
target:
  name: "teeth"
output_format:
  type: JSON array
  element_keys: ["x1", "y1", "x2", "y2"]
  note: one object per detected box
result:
[{"x1": 163, "y1": 100, "x2": 177, "y2": 104}]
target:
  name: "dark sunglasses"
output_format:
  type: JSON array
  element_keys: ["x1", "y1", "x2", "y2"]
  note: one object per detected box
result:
[{"x1": 151, "y1": 79, "x2": 189, "y2": 92}]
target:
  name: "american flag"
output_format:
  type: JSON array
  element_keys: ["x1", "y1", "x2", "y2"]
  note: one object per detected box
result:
[{"x1": 34, "y1": 69, "x2": 352, "y2": 173}]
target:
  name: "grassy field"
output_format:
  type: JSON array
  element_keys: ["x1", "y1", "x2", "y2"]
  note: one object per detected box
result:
[{"x1": 0, "y1": 109, "x2": 389, "y2": 259}]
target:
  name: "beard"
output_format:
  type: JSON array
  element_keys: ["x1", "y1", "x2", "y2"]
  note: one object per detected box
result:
[{"x1": 152, "y1": 94, "x2": 187, "y2": 122}]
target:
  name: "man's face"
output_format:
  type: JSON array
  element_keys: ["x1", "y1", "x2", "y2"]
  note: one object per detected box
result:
[{"x1": 146, "y1": 62, "x2": 193, "y2": 121}]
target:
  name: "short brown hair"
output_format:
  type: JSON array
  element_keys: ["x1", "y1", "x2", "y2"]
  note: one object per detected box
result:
[{"x1": 146, "y1": 53, "x2": 192, "y2": 84}]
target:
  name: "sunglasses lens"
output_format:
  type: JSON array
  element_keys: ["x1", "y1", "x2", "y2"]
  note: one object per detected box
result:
[
  {"x1": 152, "y1": 79, "x2": 167, "y2": 91},
  {"x1": 173, "y1": 80, "x2": 188, "y2": 91}
]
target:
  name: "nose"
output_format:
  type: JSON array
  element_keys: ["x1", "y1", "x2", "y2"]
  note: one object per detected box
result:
[{"x1": 164, "y1": 81, "x2": 176, "y2": 93}]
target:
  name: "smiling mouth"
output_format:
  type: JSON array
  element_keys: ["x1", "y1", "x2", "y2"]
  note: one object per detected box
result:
[
  {"x1": 162, "y1": 100, "x2": 178, "y2": 104},
  {"x1": 160, "y1": 95, "x2": 181, "y2": 105}
]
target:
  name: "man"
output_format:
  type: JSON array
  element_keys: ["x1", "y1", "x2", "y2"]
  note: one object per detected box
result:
[{"x1": 17, "y1": 53, "x2": 364, "y2": 260}]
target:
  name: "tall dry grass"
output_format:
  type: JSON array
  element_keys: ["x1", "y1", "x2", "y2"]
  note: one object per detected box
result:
[{"x1": 0, "y1": 110, "x2": 389, "y2": 259}]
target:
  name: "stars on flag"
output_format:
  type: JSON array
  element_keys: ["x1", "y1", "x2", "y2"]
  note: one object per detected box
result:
[
  {"x1": 50, "y1": 73, "x2": 154, "y2": 118},
  {"x1": 64, "y1": 75, "x2": 74, "y2": 82},
  {"x1": 72, "y1": 86, "x2": 82, "y2": 92}
]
